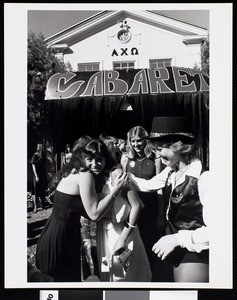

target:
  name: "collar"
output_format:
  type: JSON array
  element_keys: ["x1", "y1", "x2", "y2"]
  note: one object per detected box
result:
[
  {"x1": 169, "y1": 159, "x2": 202, "y2": 188},
  {"x1": 185, "y1": 159, "x2": 202, "y2": 178},
  {"x1": 169, "y1": 159, "x2": 202, "y2": 177}
]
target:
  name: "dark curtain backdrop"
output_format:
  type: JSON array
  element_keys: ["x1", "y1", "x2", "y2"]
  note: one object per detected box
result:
[
  {"x1": 99, "y1": 96, "x2": 125, "y2": 134},
  {"x1": 126, "y1": 92, "x2": 209, "y2": 168},
  {"x1": 46, "y1": 96, "x2": 125, "y2": 153},
  {"x1": 46, "y1": 92, "x2": 209, "y2": 168}
]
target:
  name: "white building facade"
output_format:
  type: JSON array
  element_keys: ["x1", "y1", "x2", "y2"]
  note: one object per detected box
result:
[
  {"x1": 44, "y1": 10, "x2": 209, "y2": 169},
  {"x1": 45, "y1": 10, "x2": 208, "y2": 72}
]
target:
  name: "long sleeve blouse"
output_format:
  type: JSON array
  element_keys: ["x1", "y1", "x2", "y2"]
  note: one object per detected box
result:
[{"x1": 129, "y1": 159, "x2": 209, "y2": 253}]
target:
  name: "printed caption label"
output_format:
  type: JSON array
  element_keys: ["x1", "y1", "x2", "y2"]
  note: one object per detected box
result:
[{"x1": 40, "y1": 290, "x2": 58, "y2": 300}]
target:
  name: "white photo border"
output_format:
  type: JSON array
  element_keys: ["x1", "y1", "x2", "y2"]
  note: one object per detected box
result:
[{"x1": 4, "y1": 2, "x2": 233, "y2": 290}]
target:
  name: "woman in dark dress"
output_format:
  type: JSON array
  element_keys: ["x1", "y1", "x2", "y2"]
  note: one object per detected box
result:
[
  {"x1": 62, "y1": 144, "x2": 73, "y2": 166},
  {"x1": 36, "y1": 139, "x2": 128, "y2": 282},
  {"x1": 31, "y1": 143, "x2": 48, "y2": 211}
]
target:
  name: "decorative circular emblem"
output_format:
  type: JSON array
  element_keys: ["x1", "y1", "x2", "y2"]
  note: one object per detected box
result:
[
  {"x1": 129, "y1": 161, "x2": 135, "y2": 168},
  {"x1": 117, "y1": 29, "x2": 131, "y2": 44}
]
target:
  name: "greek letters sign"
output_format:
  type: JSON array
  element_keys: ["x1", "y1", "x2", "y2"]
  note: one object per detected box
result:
[
  {"x1": 45, "y1": 67, "x2": 209, "y2": 100},
  {"x1": 111, "y1": 47, "x2": 139, "y2": 56}
]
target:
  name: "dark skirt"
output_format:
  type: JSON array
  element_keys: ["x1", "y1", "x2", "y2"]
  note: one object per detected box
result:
[{"x1": 166, "y1": 222, "x2": 209, "y2": 267}]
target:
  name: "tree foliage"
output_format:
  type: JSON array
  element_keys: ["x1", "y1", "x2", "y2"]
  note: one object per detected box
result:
[
  {"x1": 201, "y1": 35, "x2": 209, "y2": 75},
  {"x1": 27, "y1": 31, "x2": 71, "y2": 157},
  {"x1": 27, "y1": 31, "x2": 68, "y2": 133},
  {"x1": 192, "y1": 35, "x2": 209, "y2": 73}
]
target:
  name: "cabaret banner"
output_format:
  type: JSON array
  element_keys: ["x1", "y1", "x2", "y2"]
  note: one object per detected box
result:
[{"x1": 45, "y1": 67, "x2": 209, "y2": 100}]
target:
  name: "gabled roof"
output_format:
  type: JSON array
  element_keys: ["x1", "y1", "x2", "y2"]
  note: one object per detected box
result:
[{"x1": 45, "y1": 10, "x2": 208, "y2": 47}]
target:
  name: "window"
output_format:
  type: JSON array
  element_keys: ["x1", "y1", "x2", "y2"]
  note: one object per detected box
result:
[
  {"x1": 113, "y1": 61, "x2": 135, "y2": 70},
  {"x1": 149, "y1": 59, "x2": 172, "y2": 69},
  {"x1": 77, "y1": 63, "x2": 100, "y2": 72}
]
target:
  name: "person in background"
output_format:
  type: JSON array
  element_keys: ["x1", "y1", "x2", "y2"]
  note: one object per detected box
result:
[
  {"x1": 36, "y1": 139, "x2": 128, "y2": 282},
  {"x1": 129, "y1": 117, "x2": 209, "y2": 282},
  {"x1": 120, "y1": 126, "x2": 162, "y2": 279},
  {"x1": 117, "y1": 138, "x2": 126, "y2": 157},
  {"x1": 62, "y1": 144, "x2": 73, "y2": 166},
  {"x1": 80, "y1": 215, "x2": 99, "y2": 281},
  {"x1": 73, "y1": 135, "x2": 92, "y2": 152},
  {"x1": 45, "y1": 142, "x2": 57, "y2": 182},
  {"x1": 44, "y1": 142, "x2": 57, "y2": 204},
  {"x1": 99, "y1": 134, "x2": 120, "y2": 165},
  {"x1": 96, "y1": 166, "x2": 151, "y2": 282},
  {"x1": 31, "y1": 143, "x2": 48, "y2": 212}
]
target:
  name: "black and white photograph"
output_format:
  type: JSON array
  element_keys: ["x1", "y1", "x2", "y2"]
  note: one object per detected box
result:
[{"x1": 4, "y1": 2, "x2": 233, "y2": 297}]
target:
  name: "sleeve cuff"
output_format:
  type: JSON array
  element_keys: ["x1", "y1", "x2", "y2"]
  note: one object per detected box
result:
[
  {"x1": 176, "y1": 230, "x2": 208, "y2": 253},
  {"x1": 176, "y1": 231, "x2": 193, "y2": 248}
]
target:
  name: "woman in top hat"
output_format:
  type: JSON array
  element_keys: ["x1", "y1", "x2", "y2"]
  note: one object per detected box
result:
[{"x1": 129, "y1": 117, "x2": 209, "y2": 282}]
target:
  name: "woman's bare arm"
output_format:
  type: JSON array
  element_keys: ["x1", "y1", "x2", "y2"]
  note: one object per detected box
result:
[
  {"x1": 78, "y1": 171, "x2": 128, "y2": 221},
  {"x1": 112, "y1": 189, "x2": 143, "y2": 254}
]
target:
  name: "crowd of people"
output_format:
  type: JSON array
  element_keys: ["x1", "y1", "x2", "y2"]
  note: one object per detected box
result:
[{"x1": 28, "y1": 116, "x2": 209, "y2": 283}]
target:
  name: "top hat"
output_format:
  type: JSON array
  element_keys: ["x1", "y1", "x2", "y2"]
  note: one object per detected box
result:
[{"x1": 149, "y1": 116, "x2": 195, "y2": 140}]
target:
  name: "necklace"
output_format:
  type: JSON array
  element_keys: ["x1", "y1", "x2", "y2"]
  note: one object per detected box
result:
[{"x1": 136, "y1": 156, "x2": 147, "y2": 162}]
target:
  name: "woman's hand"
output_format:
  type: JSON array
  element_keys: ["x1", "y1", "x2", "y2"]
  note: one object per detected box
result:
[
  {"x1": 112, "y1": 238, "x2": 126, "y2": 256},
  {"x1": 152, "y1": 234, "x2": 179, "y2": 260},
  {"x1": 111, "y1": 172, "x2": 129, "y2": 194}
]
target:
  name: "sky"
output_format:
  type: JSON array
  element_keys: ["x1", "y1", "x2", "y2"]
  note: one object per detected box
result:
[{"x1": 28, "y1": 9, "x2": 209, "y2": 39}]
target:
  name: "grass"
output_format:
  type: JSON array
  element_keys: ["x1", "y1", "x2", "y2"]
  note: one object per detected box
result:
[
  {"x1": 27, "y1": 193, "x2": 99, "y2": 281},
  {"x1": 27, "y1": 198, "x2": 53, "y2": 267}
]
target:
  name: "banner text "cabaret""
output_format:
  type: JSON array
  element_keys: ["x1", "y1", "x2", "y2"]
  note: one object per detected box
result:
[{"x1": 45, "y1": 67, "x2": 209, "y2": 100}]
